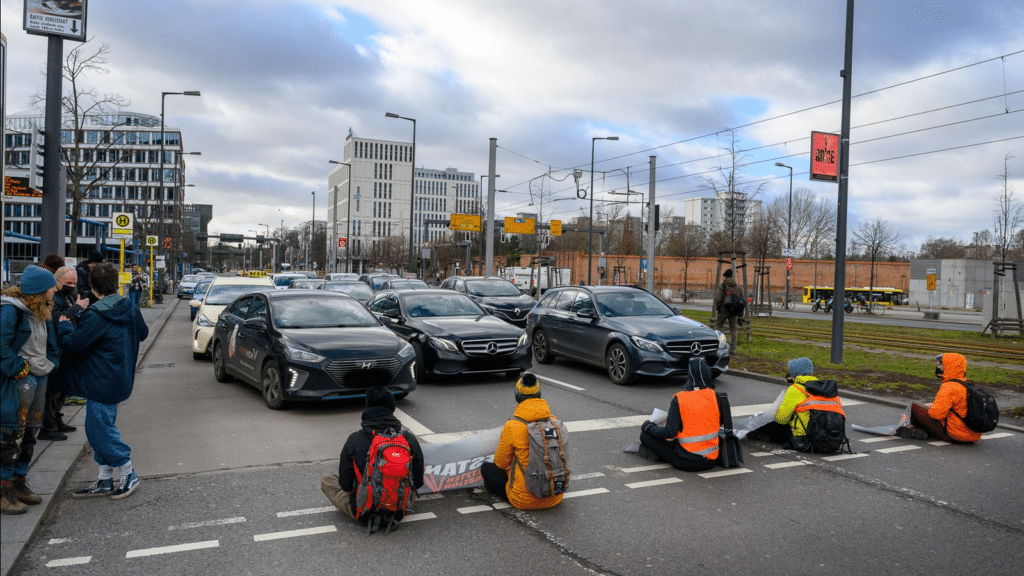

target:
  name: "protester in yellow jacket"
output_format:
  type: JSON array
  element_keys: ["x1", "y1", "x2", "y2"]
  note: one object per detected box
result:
[
  {"x1": 480, "y1": 374, "x2": 564, "y2": 510},
  {"x1": 904, "y1": 353, "x2": 983, "y2": 443}
]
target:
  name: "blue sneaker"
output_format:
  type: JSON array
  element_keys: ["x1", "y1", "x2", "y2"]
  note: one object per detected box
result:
[
  {"x1": 110, "y1": 472, "x2": 140, "y2": 500},
  {"x1": 71, "y1": 479, "x2": 114, "y2": 499}
]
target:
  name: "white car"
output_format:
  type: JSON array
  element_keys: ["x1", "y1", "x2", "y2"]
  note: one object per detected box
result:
[
  {"x1": 192, "y1": 276, "x2": 274, "y2": 359},
  {"x1": 324, "y1": 272, "x2": 359, "y2": 281}
]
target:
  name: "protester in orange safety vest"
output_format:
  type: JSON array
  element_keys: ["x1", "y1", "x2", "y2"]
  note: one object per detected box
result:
[
  {"x1": 638, "y1": 358, "x2": 721, "y2": 472},
  {"x1": 900, "y1": 353, "x2": 983, "y2": 443}
]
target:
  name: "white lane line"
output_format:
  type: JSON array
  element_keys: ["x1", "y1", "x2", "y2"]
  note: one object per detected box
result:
[
  {"x1": 457, "y1": 505, "x2": 494, "y2": 514},
  {"x1": 749, "y1": 452, "x2": 774, "y2": 457},
  {"x1": 492, "y1": 502, "x2": 512, "y2": 509},
  {"x1": 981, "y1": 432, "x2": 1015, "y2": 440},
  {"x1": 276, "y1": 506, "x2": 336, "y2": 518},
  {"x1": 859, "y1": 436, "x2": 899, "y2": 443},
  {"x1": 420, "y1": 430, "x2": 489, "y2": 444},
  {"x1": 823, "y1": 453, "x2": 869, "y2": 461},
  {"x1": 402, "y1": 512, "x2": 437, "y2": 522},
  {"x1": 253, "y1": 525, "x2": 337, "y2": 542},
  {"x1": 566, "y1": 415, "x2": 648, "y2": 433},
  {"x1": 572, "y1": 472, "x2": 606, "y2": 480},
  {"x1": 48, "y1": 538, "x2": 73, "y2": 545},
  {"x1": 876, "y1": 445, "x2": 921, "y2": 454},
  {"x1": 698, "y1": 468, "x2": 753, "y2": 479},
  {"x1": 620, "y1": 463, "x2": 672, "y2": 473},
  {"x1": 394, "y1": 407, "x2": 433, "y2": 436},
  {"x1": 417, "y1": 493, "x2": 444, "y2": 501},
  {"x1": 563, "y1": 487, "x2": 611, "y2": 498},
  {"x1": 626, "y1": 477, "x2": 683, "y2": 489},
  {"x1": 125, "y1": 540, "x2": 220, "y2": 559},
  {"x1": 537, "y1": 375, "x2": 586, "y2": 391},
  {"x1": 929, "y1": 441, "x2": 950, "y2": 446},
  {"x1": 45, "y1": 557, "x2": 91, "y2": 567},
  {"x1": 168, "y1": 516, "x2": 246, "y2": 530},
  {"x1": 764, "y1": 461, "x2": 808, "y2": 470}
]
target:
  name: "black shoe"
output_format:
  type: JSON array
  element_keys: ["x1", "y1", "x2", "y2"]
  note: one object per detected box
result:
[
  {"x1": 637, "y1": 445, "x2": 662, "y2": 462},
  {"x1": 37, "y1": 428, "x2": 68, "y2": 441},
  {"x1": 56, "y1": 421, "x2": 77, "y2": 433}
]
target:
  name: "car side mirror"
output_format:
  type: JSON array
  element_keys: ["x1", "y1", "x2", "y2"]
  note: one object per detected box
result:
[
  {"x1": 576, "y1": 308, "x2": 596, "y2": 318},
  {"x1": 672, "y1": 307, "x2": 682, "y2": 315},
  {"x1": 378, "y1": 315, "x2": 393, "y2": 326},
  {"x1": 243, "y1": 317, "x2": 268, "y2": 331}
]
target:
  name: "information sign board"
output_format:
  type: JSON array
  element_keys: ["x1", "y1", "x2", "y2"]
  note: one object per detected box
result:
[
  {"x1": 23, "y1": 0, "x2": 88, "y2": 42},
  {"x1": 450, "y1": 213, "x2": 482, "y2": 232},
  {"x1": 550, "y1": 220, "x2": 562, "y2": 236},
  {"x1": 810, "y1": 131, "x2": 839, "y2": 183},
  {"x1": 504, "y1": 216, "x2": 535, "y2": 235},
  {"x1": 111, "y1": 212, "x2": 133, "y2": 239}
]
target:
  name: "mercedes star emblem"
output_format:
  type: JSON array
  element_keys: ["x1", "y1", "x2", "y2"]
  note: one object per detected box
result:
[
  {"x1": 690, "y1": 342, "x2": 702, "y2": 355},
  {"x1": 486, "y1": 342, "x2": 499, "y2": 355}
]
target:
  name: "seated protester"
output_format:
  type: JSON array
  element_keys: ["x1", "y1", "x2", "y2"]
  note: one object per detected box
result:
[
  {"x1": 903, "y1": 353, "x2": 982, "y2": 444},
  {"x1": 751, "y1": 357, "x2": 848, "y2": 453},
  {"x1": 638, "y1": 357, "x2": 720, "y2": 472},
  {"x1": 481, "y1": 373, "x2": 567, "y2": 510},
  {"x1": 321, "y1": 387, "x2": 425, "y2": 524}
]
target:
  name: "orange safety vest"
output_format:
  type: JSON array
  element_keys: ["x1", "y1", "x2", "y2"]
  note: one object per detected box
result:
[
  {"x1": 793, "y1": 386, "x2": 845, "y2": 434},
  {"x1": 673, "y1": 389, "x2": 720, "y2": 460}
]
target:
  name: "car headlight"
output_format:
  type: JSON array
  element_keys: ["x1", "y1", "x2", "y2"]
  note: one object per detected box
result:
[
  {"x1": 196, "y1": 314, "x2": 216, "y2": 327},
  {"x1": 480, "y1": 304, "x2": 496, "y2": 314},
  {"x1": 284, "y1": 345, "x2": 326, "y2": 363},
  {"x1": 517, "y1": 333, "x2": 529, "y2": 348},
  {"x1": 397, "y1": 342, "x2": 415, "y2": 359},
  {"x1": 429, "y1": 337, "x2": 460, "y2": 352},
  {"x1": 630, "y1": 335, "x2": 664, "y2": 353},
  {"x1": 716, "y1": 331, "x2": 728, "y2": 349}
]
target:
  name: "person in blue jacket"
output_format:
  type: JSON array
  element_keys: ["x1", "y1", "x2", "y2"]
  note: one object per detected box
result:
[{"x1": 57, "y1": 263, "x2": 149, "y2": 500}]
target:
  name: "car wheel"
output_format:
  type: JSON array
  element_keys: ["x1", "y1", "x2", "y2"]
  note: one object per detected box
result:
[
  {"x1": 606, "y1": 342, "x2": 634, "y2": 386},
  {"x1": 532, "y1": 329, "x2": 554, "y2": 364},
  {"x1": 412, "y1": 343, "x2": 430, "y2": 383},
  {"x1": 212, "y1": 342, "x2": 233, "y2": 382},
  {"x1": 261, "y1": 361, "x2": 286, "y2": 410}
]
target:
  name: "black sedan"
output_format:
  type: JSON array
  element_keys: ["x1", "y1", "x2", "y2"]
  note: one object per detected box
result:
[
  {"x1": 367, "y1": 289, "x2": 532, "y2": 381},
  {"x1": 440, "y1": 276, "x2": 537, "y2": 328},
  {"x1": 211, "y1": 290, "x2": 416, "y2": 409},
  {"x1": 526, "y1": 286, "x2": 729, "y2": 385}
]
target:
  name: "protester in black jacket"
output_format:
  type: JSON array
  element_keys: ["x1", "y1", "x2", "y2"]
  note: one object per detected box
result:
[
  {"x1": 38, "y1": 267, "x2": 83, "y2": 441},
  {"x1": 320, "y1": 388, "x2": 424, "y2": 520},
  {"x1": 75, "y1": 251, "x2": 105, "y2": 305}
]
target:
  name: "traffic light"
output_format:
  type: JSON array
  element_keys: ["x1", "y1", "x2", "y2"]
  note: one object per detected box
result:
[
  {"x1": 163, "y1": 237, "x2": 172, "y2": 249},
  {"x1": 501, "y1": 233, "x2": 508, "y2": 243},
  {"x1": 28, "y1": 128, "x2": 45, "y2": 190},
  {"x1": 599, "y1": 266, "x2": 606, "y2": 278}
]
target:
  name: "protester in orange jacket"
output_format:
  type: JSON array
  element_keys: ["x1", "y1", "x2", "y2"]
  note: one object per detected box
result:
[{"x1": 901, "y1": 353, "x2": 983, "y2": 443}]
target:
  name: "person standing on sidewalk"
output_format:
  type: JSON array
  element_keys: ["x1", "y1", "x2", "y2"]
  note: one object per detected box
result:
[
  {"x1": 128, "y1": 265, "x2": 145, "y2": 309},
  {"x1": 57, "y1": 263, "x2": 149, "y2": 500},
  {"x1": 1, "y1": 266, "x2": 60, "y2": 515},
  {"x1": 38, "y1": 266, "x2": 83, "y2": 441}
]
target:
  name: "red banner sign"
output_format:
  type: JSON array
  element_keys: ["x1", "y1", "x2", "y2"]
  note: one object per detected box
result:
[{"x1": 810, "y1": 131, "x2": 839, "y2": 183}]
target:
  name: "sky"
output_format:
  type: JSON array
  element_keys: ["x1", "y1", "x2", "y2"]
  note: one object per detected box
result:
[{"x1": 2, "y1": 0, "x2": 1022, "y2": 253}]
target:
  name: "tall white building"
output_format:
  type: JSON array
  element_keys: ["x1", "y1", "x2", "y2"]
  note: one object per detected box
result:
[
  {"x1": 684, "y1": 193, "x2": 762, "y2": 236},
  {"x1": 327, "y1": 133, "x2": 480, "y2": 271}
]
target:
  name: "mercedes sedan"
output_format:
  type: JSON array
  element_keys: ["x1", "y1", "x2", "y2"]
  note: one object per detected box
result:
[
  {"x1": 211, "y1": 291, "x2": 416, "y2": 409},
  {"x1": 367, "y1": 289, "x2": 532, "y2": 381},
  {"x1": 526, "y1": 286, "x2": 729, "y2": 385},
  {"x1": 440, "y1": 276, "x2": 537, "y2": 328}
]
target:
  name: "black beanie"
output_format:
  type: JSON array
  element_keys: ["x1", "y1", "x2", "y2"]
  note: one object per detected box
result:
[
  {"x1": 365, "y1": 387, "x2": 396, "y2": 412},
  {"x1": 88, "y1": 250, "x2": 105, "y2": 264},
  {"x1": 723, "y1": 269, "x2": 733, "y2": 278}
]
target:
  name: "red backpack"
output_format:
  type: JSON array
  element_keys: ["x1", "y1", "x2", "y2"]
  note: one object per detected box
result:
[{"x1": 354, "y1": 428, "x2": 415, "y2": 534}]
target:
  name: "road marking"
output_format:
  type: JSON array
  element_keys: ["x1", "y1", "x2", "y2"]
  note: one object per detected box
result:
[
  {"x1": 564, "y1": 487, "x2": 610, "y2": 498},
  {"x1": 823, "y1": 453, "x2": 869, "y2": 461},
  {"x1": 420, "y1": 430, "x2": 489, "y2": 444},
  {"x1": 493, "y1": 501, "x2": 512, "y2": 509},
  {"x1": 698, "y1": 468, "x2": 753, "y2": 479},
  {"x1": 48, "y1": 538, "x2": 73, "y2": 545},
  {"x1": 749, "y1": 452, "x2": 774, "y2": 457},
  {"x1": 566, "y1": 415, "x2": 648, "y2": 432},
  {"x1": 876, "y1": 445, "x2": 921, "y2": 454},
  {"x1": 572, "y1": 472, "x2": 606, "y2": 480},
  {"x1": 394, "y1": 407, "x2": 433, "y2": 436},
  {"x1": 276, "y1": 506, "x2": 336, "y2": 518},
  {"x1": 626, "y1": 477, "x2": 683, "y2": 489},
  {"x1": 402, "y1": 512, "x2": 437, "y2": 522},
  {"x1": 126, "y1": 540, "x2": 220, "y2": 558},
  {"x1": 981, "y1": 432, "x2": 1015, "y2": 440},
  {"x1": 859, "y1": 436, "x2": 899, "y2": 443},
  {"x1": 731, "y1": 398, "x2": 864, "y2": 418},
  {"x1": 929, "y1": 441, "x2": 950, "y2": 446},
  {"x1": 253, "y1": 525, "x2": 336, "y2": 542},
  {"x1": 538, "y1": 374, "x2": 586, "y2": 391},
  {"x1": 764, "y1": 461, "x2": 808, "y2": 469},
  {"x1": 457, "y1": 505, "x2": 495, "y2": 514},
  {"x1": 168, "y1": 516, "x2": 246, "y2": 530},
  {"x1": 45, "y1": 557, "x2": 91, "y2": 567},
  {"x1": 620, "y1": 463, "x2": 672, "y2": 473},
  {"x1": 417, "y1": 493, "x2": 444, "y2": 501}
]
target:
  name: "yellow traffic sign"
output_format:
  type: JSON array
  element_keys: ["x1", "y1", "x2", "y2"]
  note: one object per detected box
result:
[
  {"x1": 504, "y1": 216, "x2": 535, "y2": 235},
  {"x1": 146, "y1": 236, "x2": 158, "y2": 246},
  {"x1": 550, "y1": 220, "x2": 562, "y2": 236},
  {"x1": 112, "y1": 212, "x2": 133, "y2": 239},
  {"x1": 449, "y1": 214, "x2": 482, "y2": 232}
]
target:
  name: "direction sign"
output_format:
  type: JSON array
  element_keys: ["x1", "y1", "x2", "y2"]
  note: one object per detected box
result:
[
  {"x1": 781, "y1": 248, "x2": 798, "y2": 257},
  {"x1": 23, "y1": 0, "x2": 88, "y2": 42},
  {"x1": 550, "y1": 220, "x2": 562, "y2": 236},
  {"x1": 450, "y1": 213, "x2": 482, "y2": 232},
  {"x1": 111, "y1": 212, "x2": 133, "y2": 239},
  {"x1": 504, "y1": 216, "x2": 535, "y2": 235}
]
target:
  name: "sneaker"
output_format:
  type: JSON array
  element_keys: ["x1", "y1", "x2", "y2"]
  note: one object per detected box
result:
[
  {"x1": 895, "y1": 426, "x2": 928, "y2": 440},
  {"x1": 110, "y1": 472, "x2": 140, "y2": 500},
  {"x1": 1, "y1": 485, "x2": 28, "y2": 515},
  {"x1": 11, "y1": 477, "x2": 43, "y2": 505},
  {"x1": 56, "y1": 420, "x2": 78, "y2": 433},
  {"x1": 37, "y1": 428, "x2": 68, "y2": 441},
  {"x1": 71, "y1": 479, "x2": 114, "y2": 499}
]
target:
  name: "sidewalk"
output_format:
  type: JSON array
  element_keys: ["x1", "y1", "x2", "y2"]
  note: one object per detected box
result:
[{"x1": 0, "y1": 297, "x2": 180, "y2": 576}]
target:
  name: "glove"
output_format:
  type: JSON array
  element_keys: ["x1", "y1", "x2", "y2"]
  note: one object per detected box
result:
[{"x1": 640, "y1": 420, "x2": 655, "y2": 434}]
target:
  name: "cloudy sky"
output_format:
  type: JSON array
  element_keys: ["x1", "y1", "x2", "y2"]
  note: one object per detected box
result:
[{"x1": 3, "y1": 0, "x2": 1022, "y2": 251}]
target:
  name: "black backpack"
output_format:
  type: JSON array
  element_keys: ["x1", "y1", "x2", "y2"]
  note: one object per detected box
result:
[
  {"x1": 722, "y1": 285, "x2": 745, "y2": 316},
  {"x1": 951, "y1": 379, "x2": 999, "y2": 433},
  {"x1": 792, "y1": 379, "x2": 851, "y2": 455}
]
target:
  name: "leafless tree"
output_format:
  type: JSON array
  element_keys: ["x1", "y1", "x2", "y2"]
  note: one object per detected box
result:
[
  {"x1": 851, "y1": 218, "x2": 903, "y2": 298},
  {"x1": 700, "y1": 130, "x2": 766, "y2": 254},
  {"x1": 917, "y1": 237, "x2": 966, "y2": 259},
  {"x1": 967, "y1": 229, "x2": 994, "y2": 260},
  {"x1": 663, "y1": 222, "x2": 706, "y2": 299},
  {"x1": 993, "y1": 153, "x2": 1021, "y2": 262}
]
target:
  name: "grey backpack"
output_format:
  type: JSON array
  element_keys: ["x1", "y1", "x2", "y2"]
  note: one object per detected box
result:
[{"x1": 511, "y1": 416, "x2": 571, "y2": 498}]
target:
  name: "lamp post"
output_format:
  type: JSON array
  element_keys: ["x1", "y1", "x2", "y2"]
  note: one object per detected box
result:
[
  {"x1": 309, "y1": 190, "x2": 315, "y2": 270},
  {"x1": 586, "y1": 136, "x2": 618, "y2": 285},
  {"x1": 478, "y1": 173, "x2": 498, "y2": 275},
  {"x1": 328, "y1": 160, "x2": 353, "y2": 273},
  {"x1": 158, "y1": 90, "x2": 200, "y2": 292},
  {"x1": 385, "y1": 112, "x2": 416, "y2": 274},
  {"x1": 776, "y1": 162, "x2": 794, "y2": 309},
  {"x1": 258, "y1": 223, "x2": 270, "y2": 270}
]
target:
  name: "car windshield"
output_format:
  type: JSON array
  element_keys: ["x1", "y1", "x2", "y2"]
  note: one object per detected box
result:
[
  {"x1": 273, "y1": 296, "x2": 379, "y2": 328},
  {"x1": 403, "y1": 293, "x2": 483, "y2": 317},
  {"x1": 466, "y1": 279, "x2": 521, "y2": 297},
  {"x1": 324, "y1": 283, "x2": 374, "y2": 299},
  {"x1": 205, "y1": 284, "x2": 270, "y2": 306},
  {"x1": 388, "y1": 280, "x2": 428, "y2": 290},
  {"x1": 594, "y1": 291, "x2": 674, "y2": 317},
  {"x1": 194, "y1": 281, "x2": 213, "y2": 296}
]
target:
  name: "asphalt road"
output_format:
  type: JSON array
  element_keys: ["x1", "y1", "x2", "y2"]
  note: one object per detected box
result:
[{"x1": 12, "y1": 304, "x2": 1023, "y2": 575}]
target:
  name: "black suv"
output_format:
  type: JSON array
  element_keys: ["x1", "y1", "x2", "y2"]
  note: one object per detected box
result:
[{"x1": 440, "y1": 276, "x2": 536, "y2": 328}]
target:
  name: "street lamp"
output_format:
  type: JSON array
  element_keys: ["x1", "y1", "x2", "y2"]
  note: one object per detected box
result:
[
  {"x1": 776, "y1": 162, "x2": 793, "y2": 309},
  {"x1": 478, "y1": 173, "x2": 498, "y2": 275},
  {"x1": 329, "y1": 160, "x2": 353, "y2": 273},
  {"x1": 157, "y1": 90, "x2": 200, "y2": 292},
  {"x1": 257, "y1": 223, "x2": 270, "y2": 270},
  {"x1": 309, "y1": 190, "x2": 316, "y2": 271},
  {"x1": 584, "y1": 136, "x2": 618, "y2": 285},
  {"x1": 385, "y1": 112, "x2": 416, "y2": 274}
]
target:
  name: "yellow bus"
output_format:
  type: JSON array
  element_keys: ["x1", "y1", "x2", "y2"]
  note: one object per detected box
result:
[{"x1": 802, "y1": 286, "x2": 905, "y2": 306}]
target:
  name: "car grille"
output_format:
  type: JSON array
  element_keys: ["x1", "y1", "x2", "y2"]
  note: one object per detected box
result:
[
  {"x1": 461, "y1": 338, "x2": 520, "y2": 357},
  {"x1": 665, "y1": 339, "x2": 721, "y2": 357},
  {"x1": 325, "y1": 357, "x2": 401, "y2": 386}
]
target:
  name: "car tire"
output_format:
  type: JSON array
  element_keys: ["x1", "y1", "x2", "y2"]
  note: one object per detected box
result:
[
  {"x1": 212, "y1": 342, "x2": 233, "y2": 382},
  {"x1": 532, "y1": 329, "x2": 554, "y2": 364},
  {"x1": 261, "y1": 361, "x2": 286, "y2": 410},
  {"x1": 412, "y1": 343, "x2": 430, "y2": 383},
  {"x1": 606, "y1": 342, "x2": 634, "y2": 386}
]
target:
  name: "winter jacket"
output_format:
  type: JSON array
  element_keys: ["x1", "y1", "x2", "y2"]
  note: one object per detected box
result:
[
  {"x1": 1, "y1": 300, "x2": 61, "y2": 428},
  {"x1": 48, "y1": 289, "x2": 83, "y2": 395},
  {"x1": 713, "y1": 276, "x2": 743, "y2": 315},
  {"x1": 337, "y1": 406, "x2": 425, "y2": 493},
  {"x1": 56, "y1": 294, "x2": 149, "y2": 404},
  {"x1": 774, "y1": 376, "x2": 832, "y2": 437},
  {"x1": 75, "y1": 262, "x2": 99, "y2": 304},
  {"x1": 493, "y1": 397, "x2": 564, "y2": 510},
  {"x1": 928, "y1": 353, "x2": 982, "y2": 443}
]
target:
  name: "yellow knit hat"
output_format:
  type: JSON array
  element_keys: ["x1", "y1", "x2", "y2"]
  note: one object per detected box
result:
[{"x1": 515, "y1": 373, "x2": 540, "y2": 399}]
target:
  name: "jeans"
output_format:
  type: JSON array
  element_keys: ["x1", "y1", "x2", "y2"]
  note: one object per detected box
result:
[
  {"x1": 128, "y1": 289, "x2": 142, "y2": 307},
  {"x1": 0, "y1": 374, "x2": 47, "y2": 480},
  {"x1": 85, "y1": 400, "x2": 131, "y2": 468}
]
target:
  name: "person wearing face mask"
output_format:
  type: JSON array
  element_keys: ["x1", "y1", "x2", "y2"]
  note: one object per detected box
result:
[
  {"x1": 38, "y1": 267, "x2": 85, "y2": 441},
  {"x1": 900, "y1": 353, "x2": 983, "y2": 444}
]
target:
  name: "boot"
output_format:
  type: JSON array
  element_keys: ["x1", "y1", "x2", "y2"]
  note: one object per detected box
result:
[
  {"x1": 36, "y1": 428, "x2": 68, "y2": 441},
  {"x1": 1, "y1": 484, "x2": 28, "y2": 515},
  {"x1": 56, "y1": 417, "x2": 77, "y2": 433},
  {"x1": 12, "y1": 477, "x2": 43, "y2": 505}
]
